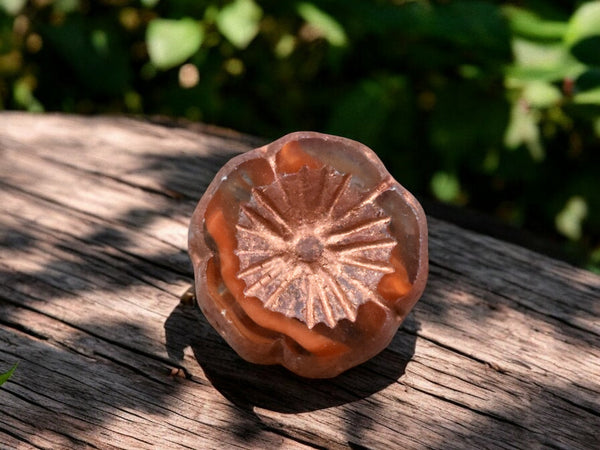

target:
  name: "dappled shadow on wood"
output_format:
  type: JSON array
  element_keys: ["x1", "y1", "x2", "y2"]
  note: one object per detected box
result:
[
  {"x1": 164, "y1": 300, "x2": 418, "y2": 413},
  {"x1": 403, "y1": 371, "x2": 600, "y2": 449},
  {"x1": 0, "y1": 226, "x2": 37, "y2": 250},
  {"x1": 2, "y1": 115, "x2": 599, "y2": 448},
  {"x1": 0, "y1": 318, "x2": 191, "y2": 446},
  {"x1": 426, "y1": 220, "x2": 600, "y2": 344}
]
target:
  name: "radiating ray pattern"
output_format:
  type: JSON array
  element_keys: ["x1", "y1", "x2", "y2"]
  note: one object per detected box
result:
[{"x1": 234, "y1": 165, "x2": 395, "y2": 328}]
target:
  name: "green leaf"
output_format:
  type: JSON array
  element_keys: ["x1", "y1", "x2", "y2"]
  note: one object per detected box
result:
[
  {"x1": 141, "y1": 0, "x2": 159, "y2": 8},
  {"x1": 13, "y1": 79, "x2": 44, "y2": 112},
  {"x1": 297, "y1": 2, "x2": 347, "y2": 47},
  {"x1": 0, "y1": 0, "x2": 26, "y2": 15},
  {"x1": 343, "y1": 1, "x2": 511, "y2": 58},
  {"x1": 573, "y1": 69, "x2": 600, "y2": 105},
  {"x1": 53, "y1": 0, "x2": 80, "y2": 14},
  {"x1": 428, "y1": 1, "x2": 512, "y2": 59},
  {"x1": 522, "y1": 81, "x2": 562, "y2": 109},
  {"x1": 504, "y1": 100, "x2": 545, "y2": 161},
  {"x1": 146, "y1": 18, "x2": 203, "y2": 70},
  {"x1": 430, "y1": 172, "x2": 461, "y2": 203},
  {"x1": 564, "y1": 1, "x2": 600, "y2": 45},
  {"x1": 589, "y1": 248, "x2": 600, "y2": 274},
  {"x1": 216, "y1": 0, "x2": 262, "y2": 50},
  {"x1": 575, "y1": 68, "x2": 600, "y2": 91},
  {"x1": 503, "y1": 6, "x2": 567, "y2": 42},
  {"x1": 506, "y1": 38, "x2": 584, "y2": 82},
  {"x1": 275, "y1": 34, "x2": 295, "y2": 58},
  {"x1": 0, "y1": 363, "x2": 17, "y2": 386},
  {"x1": 556, "y1": 196, "x2": 588, "y2": 240},
  {"x1": 565, "y1": 1, "x2": 600, "y2": 65},
  {"x1": 573, "y1": 87, "x2": 600, "y2": 105}
]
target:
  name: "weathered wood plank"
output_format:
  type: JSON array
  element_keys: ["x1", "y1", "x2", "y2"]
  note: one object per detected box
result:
[{"x1": 0, "y1": 112, "x2": 599, "y2": 449}]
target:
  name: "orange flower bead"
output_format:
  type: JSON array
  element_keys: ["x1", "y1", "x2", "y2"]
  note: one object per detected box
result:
[{"x1": 188, "y1": 132, "x2": 428, "y2": 378}]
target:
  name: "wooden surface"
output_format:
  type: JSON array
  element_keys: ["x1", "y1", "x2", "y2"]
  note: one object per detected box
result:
[{"x1": 0, "y1": 112, "x2": 599, "y2": 450}]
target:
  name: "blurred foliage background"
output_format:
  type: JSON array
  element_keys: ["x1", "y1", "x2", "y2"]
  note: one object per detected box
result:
[{"x1": 1, "y1": 0, "x2": 599, "y2": 271}]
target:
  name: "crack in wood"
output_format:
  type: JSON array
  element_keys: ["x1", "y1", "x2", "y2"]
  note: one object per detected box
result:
[
  {"x1": 408, "y1": 383, "x2": 535, "y2": 434},
  {"x1": 0, "y1": 316, "x2": 49, "y2": 341},
  {"x1": 0, "y1": 426, "x2": 45, "y2": 450}
]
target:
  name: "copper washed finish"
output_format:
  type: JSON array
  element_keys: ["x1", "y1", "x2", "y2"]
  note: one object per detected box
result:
[
  {"x1": 188, "y1": 132, "x2": 428, "y2": 378},
  {"x1": 236, "y1": 166, "x2": 395, "y2": 329}
]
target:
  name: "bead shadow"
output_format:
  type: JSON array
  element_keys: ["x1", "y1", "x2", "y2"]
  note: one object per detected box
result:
[{"x1": 164, "y1": 299, "x2": 418, "y2": 413}]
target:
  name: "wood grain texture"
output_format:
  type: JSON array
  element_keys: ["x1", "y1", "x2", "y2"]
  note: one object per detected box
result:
[{"x1": 0, "y1": 112, "x2": 598, "y2": 449}]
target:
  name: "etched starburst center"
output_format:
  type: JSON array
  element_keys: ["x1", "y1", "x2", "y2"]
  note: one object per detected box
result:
[
  {"x1": 234, "y1": 165, "x2": 395, "y2": 329},
  {"x1": 295, "y1": 236, "x2": 323, "y2": 263}
]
